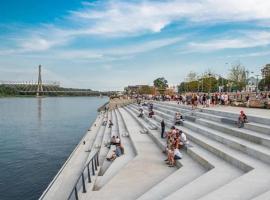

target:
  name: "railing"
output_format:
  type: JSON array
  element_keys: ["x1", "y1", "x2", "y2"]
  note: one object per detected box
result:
[{"x1": 67, "y1": 150, "x2": 100, "y2": 200}]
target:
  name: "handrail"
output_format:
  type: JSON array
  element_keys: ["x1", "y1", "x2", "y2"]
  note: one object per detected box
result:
[{"x1": 67, "y1": 149, "x2": 100, "y2": 200}]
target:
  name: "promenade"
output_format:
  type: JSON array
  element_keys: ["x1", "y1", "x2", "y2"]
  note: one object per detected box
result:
[{"x1": 39, "y1": 98, "x2": 270, "y2": 200}]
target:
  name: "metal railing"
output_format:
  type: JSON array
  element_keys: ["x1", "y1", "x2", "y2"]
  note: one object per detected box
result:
[{"x1": 68, "y1": 150, "x2": 100, "y2": 200}]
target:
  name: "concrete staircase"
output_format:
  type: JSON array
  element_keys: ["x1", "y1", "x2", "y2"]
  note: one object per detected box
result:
[
  {"x1": 40, "y1": 101, "x2": 270, "y2": 200},
  {"x1": 138, "y1": 102, "x2": 270, "y2": 199}
]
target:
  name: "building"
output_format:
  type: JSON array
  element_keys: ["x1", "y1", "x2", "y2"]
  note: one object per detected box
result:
[
  {"x1": 261, "y1": 64, "x2": 270, "y2": 78},
  {"x1": 246, "y1": 76, "x2": 258, "y2": 92},
  {"x1": 124, "y1": 85, "x2": 149, "y2": 95}
]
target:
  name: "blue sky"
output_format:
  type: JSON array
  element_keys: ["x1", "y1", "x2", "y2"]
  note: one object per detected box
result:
[{"x1": 1, "y1": 0, "x2": 270, "y2": 90}]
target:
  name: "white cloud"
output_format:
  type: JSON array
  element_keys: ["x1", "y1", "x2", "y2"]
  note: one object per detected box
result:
[
  {"x1": 185, "y1": 31, "x2": 270, "y2": 52},
  {"x1": 7, "y1": 0, "x2": 270, "y2": 52},
  {"x1": 67, "y1": 0, "x2": 270, "y2": 37}
]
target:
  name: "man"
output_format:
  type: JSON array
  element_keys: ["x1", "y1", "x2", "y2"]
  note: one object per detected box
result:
[
  {"x1": 108, "y1": 120, "x2": 113, "y2": 128},
  {"x1": 161, "y1": 119, "x2": 165, "y2": 138}
]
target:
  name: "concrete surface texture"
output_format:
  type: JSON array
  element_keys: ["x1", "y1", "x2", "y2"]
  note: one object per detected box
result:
[{"x1": 40, "y1": 99, "x2": 270, "y2": 200}]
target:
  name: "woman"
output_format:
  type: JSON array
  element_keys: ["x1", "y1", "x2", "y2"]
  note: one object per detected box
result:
[{"x1": 238, "y1": 111, "x2": 248, "y2": 128}]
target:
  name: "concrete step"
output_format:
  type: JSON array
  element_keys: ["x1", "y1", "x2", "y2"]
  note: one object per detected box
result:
[
  {"x1": 154, "y1": 101, "x2": 270, "y2": 136},
  {"x1": 98, "y1": 110, "x2": 118, "y2": 176},
  {"x1": 124, "y1": 106, "x2": 207, "y2": 200},
  {"x1": 196, "y1": 118, "x2": 270, "y2": 148},
  {"x1": 160, "y1": 101, "x2": 270, "y2": 126},
  {"x1": 197, "y1": 168, "x2": 270, "y2": 200},
  {"x1": 82, "y1": 108, "x2": 176, "y2": 200},
  {"x1": 127, "y1": 105, "x2": 246, "y2": 200},
  {"x1": 150, "y1": 103, "x2": 270, "y2": 165},
  {"x1": 140, "y1": 103, "x2": 270, "y2": 200},
  {"x1": 94, "y1": 109, "x2": 136, "y2": 190},
  {"x1": 251, "y1": 190, "x2": 270, "y2": 200},
  {"x1": 98, "y1": 111, "x2": 113, "y2": 170}
]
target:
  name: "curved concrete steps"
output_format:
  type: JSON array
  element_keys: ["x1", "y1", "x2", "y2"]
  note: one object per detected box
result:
[
  {"x1": 129, "y1": 105, "x2": 247, "y2": 200},
  {"x1": 98, "y1": 110, "x2": 119, "y2": 176},
  {"x1": 124, "y1": 106, "x2": 207, "y2": 200},
  {"x1": 94, "y1": 108, "x2": 136, "y2": 190},
  {"x1": 97, "y1": 111, "x2": 113, "y2": 171},
  {"x1": 81, "y1": 107, "x2": 176, "y2": 200},
  {"x1": 144, "y1": 102, "x2": 270, "y2": 200},
  {"x1": 152, "y1": 102, "x2": 270, "y2": 165}
]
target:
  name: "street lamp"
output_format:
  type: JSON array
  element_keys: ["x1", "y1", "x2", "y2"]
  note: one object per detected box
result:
[
  {"x1": 208, "y1": 73, "x2": 212, "y2": 93},
  {"x1": 255, "y1": 74, "x2": 260, "y2": 93}
]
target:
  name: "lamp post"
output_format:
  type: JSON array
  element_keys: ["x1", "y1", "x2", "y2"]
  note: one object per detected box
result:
[
  {"x1": 255, "y1": 74, "x2": 260, "y2": 93},
  {"x1": 208, "y1": 73, "x2": 212, "y2": 93}
]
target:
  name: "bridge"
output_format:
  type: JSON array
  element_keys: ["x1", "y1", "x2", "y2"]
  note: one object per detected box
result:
[{"x1": 0, "y1": 65, "x2": 112, "y2": 96}]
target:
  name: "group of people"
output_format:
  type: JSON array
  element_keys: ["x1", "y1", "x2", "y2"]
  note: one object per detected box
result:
[
  {"x1": 164, "y1": 126, "x2": 188, "y2": 167},
  {"x1": 175, "y1": 93, "x2": 231, "y2": 109},
  {"x1": 106, "y1": 135, "x2": 125, "y2": 161},
  {"x1": 138, "y1": 102, "x2": 155, "y2": 118}
]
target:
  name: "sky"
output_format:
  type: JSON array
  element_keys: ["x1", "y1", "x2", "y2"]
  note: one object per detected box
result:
[{"x1": 0, "y1": 0, "x2": 270, "y2": 91}]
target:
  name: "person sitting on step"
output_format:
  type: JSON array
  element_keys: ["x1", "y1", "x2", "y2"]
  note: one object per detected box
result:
[
  {"x1": 115, "y1": 136, "x2": 121, "y2": 145},
  {"x1": 179, "y1": 130, "x2": 188, "y2": 149},
  {"x1": 238, "y1": 110, "x2": 248, "y2": 128},
  {"x1": 138, "y1": 108, "x2": 144, "y2": 118},
  {"x1": 107, "y1": 145, "x2": 122, "y2": 161},
  {"x1": 148, "y1": 109, "x2": 154, "y2": 118},
  {"x1": 108, "y1": 136, "x2": 117, "y2": 146},
  {"x1": 174, "y1": 112, "x2": 183, "y2": 125}
]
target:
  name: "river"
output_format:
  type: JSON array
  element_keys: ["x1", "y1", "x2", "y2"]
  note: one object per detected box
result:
[{"x1": 0, "y1": 97, "x2": 108, "y2": 200}]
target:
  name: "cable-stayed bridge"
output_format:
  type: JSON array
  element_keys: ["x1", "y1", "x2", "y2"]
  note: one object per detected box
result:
[{"x1": 0, "y1": 65, "x2": 111, "y2": 96}]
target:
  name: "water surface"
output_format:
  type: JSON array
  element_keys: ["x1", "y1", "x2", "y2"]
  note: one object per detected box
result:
[{"x1": 0, "y1": 97, "x2": 108, "y2": 200}]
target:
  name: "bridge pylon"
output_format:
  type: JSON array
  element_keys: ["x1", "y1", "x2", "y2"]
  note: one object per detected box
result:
[{"x1": 36, "y1": 65, "x2": 43, "y2": 97}]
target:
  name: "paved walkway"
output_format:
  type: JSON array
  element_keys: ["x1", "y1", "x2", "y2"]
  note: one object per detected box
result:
[
  {"x1": 207, "y1": 105, "x2": 270, "y2": 119},
  {"x1": 166, "y1": 101, "x2": 270, "y2": 119},
  {"x1": 82, "y1": 108, "x2": 175, "y2": 200}
]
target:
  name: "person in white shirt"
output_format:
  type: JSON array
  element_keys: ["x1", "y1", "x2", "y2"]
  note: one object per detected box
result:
[{"x1": 179, "y1": 131, "x2": 188, "y2": 148}]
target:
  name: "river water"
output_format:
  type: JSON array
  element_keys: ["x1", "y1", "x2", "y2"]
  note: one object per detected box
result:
[{"x1": 0, "y1": 97, "x2": 108, "y2": 200}]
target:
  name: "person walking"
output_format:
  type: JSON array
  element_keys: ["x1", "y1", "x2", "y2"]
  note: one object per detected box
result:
[{"x1": 161, "y1": 119, "x2": 165, "y2": 138}]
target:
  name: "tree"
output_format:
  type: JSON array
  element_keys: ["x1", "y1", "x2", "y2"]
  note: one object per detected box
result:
[
  {"x1": 186, "y1": 71, "x2": 197, "y2": 82},
  {"x1": 259, "y1": 76, "x2": 270, "y2": 91},
  {"x1": 138, "y1": 85, "x2": 154, "y2": 95},
  {"x1": 153, "y1": 77, "x2": 168, "y2": 89},
  {"x1": 178, "y1": 82, "x2": 186, "y2": 93},
  {"x1": 228, "y1": 63, "x2": 247, "y2": 91}
]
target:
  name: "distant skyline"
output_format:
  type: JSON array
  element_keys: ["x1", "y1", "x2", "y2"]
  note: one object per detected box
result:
[{"x1": 1, "y1": 0, "x2": 270, "y2": 91}]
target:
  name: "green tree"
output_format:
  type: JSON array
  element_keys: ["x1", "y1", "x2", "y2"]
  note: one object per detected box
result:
[
  {"x1": 153, "y1": 77, "x2": 168, "y2": 89},
  {"x1": 178, "y1": 82, "x2": 186, "y2": 93},
  {"x1": 259, "y1": 76, "x2": 270, "y2": 91}
]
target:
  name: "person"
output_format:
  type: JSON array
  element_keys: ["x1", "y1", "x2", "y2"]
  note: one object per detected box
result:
[
  {"x1": 246, "y1": 94, "x2": 250, "y2": 107},
  {"x1": 108, "y1": 120, "x2": 113, "y2": 128},
  {"x1": 107, "y1": 145, "x2": 122, "y2": 161},
  {"x1": 238, "y1": 110, "x2": 248, "y2": 128},
  {"x1": 109, "y1": 136, "x2": 117, "y2": 146},
  {"x1": 148, "y1": 109, "x2": 154, "y2": 118},
  {"x1": 179, "y1": 130, "x2": 188, "y2": 148},
  {"x1": 138, "y1": 108, "x2": 144, "y2": 118},
  {"x1": 115, "y1": 136, "x2": 121, "y2": 145},
  {"x1": 175, "y1": 112, "x2": 183, "y2": 125},
  {"x1": 161, "y1": 119, "x2": 165, "y2": 138},
  {"x1": 202, "y1": 94, "x2": 207, "y2": 107}
]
